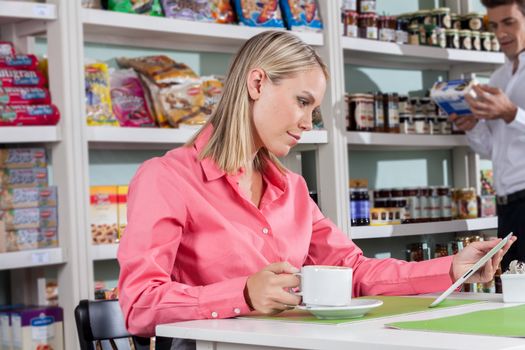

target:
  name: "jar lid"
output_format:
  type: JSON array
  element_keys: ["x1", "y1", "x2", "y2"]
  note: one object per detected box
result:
[
  {"x1": 465, "y1": 12, "x2": 482, "y2": 18},
  {"x1": 481, "y1": 31, "x2": 492, "y2": 36},
  {"x1": 459, "y1": 30, "x2": 472, "y2": 35},
  {"x1": 471, "y1": 30, "x2": 481, "y2": 35},
  {"x1": 451, "y1": 13, "x2": 460, "y2": 19},
  {"x1": 445, "y1": 28, "x2": 459, "y2": 33},
  {"x1": 432, "y1": 7, "x2": 450, "y2": 14}
]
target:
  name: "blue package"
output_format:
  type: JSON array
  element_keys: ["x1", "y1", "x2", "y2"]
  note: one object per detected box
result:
[
  {"x1": 280, "y1": 0, "x2": 323, "y2": 32},
  {"x1": 233, "y1": 0, "x2": 284, "y2": 27}
]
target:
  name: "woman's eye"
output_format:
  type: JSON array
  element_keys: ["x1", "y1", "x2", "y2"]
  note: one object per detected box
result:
[{"x1": 297, "y1": 98, "x2": 308, "y2": 107}]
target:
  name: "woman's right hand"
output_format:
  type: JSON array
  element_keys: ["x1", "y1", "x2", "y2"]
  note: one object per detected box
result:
[
  {"x1": 449, "y1": 113, "x2": 478, "y2": 131},
  {"x1": 245, "y1": 262, "x2": 302, "y2": 315}
]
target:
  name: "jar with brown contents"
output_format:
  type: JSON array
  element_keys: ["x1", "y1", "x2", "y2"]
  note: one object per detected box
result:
[
  {"x1": 344, "y1": 10, "x2": 359, "y2": 37},
  {"x1": 373, "y1": 92, "x2": 386, "y2": 132},
  {"x1": 348, "y1": 93, "x2": 374, "y2": 131},
  {"x1": 386, "y1": 93, "x2": 400, "y2": 133},
  {"x1": 438, "y1": 186, "x2": 452, "y2": 221},
  {"x1": 358, "y1": 13, "x2": 378, "y2": 40},
  {"x1": 445, "y1": 28, "x2": 460, "y2": 49}
]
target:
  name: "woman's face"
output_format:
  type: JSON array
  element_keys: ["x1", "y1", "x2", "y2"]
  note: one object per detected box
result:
[{"x1": 249, "y1": 67, "x2": 326, "y2": 157}]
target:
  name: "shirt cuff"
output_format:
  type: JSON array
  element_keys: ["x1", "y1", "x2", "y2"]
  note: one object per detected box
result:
[
  {"x1": 198, "y1": 276, "x2": 252, "y2": 319},
  {"x1": 508, "y1": 107, "x2": 525, "y2": 129}
]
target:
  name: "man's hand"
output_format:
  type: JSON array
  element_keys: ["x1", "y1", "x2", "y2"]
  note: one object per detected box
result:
[
  {"x1": 465, "y1": 84, "x2": 518, "y2": 123},
  {"x1": 449, "y1": 113, "x2": 478, "y2": 131},
  {"x1": 450, "y1": 236, "x2": 517, "y2": 283}
]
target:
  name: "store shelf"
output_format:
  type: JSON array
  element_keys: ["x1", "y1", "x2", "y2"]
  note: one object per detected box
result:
[
  {"x1": 0, "y1": 126, "x2": 61, "y2": 143},
  {"x1": 342, "y1": 37, "x2": 504, "y2": 70},
  {"x1": 0, "y1": 1, "x2": 56, "y2": 24},
  {"x1": 81, "y1": 9, "x2": 323, "y2": 53},
  {"x1": 0, "y1": 248, "x2": 65, "y2": 270},
  {"x1": 346, "y1": 131, "x2": 468, "y2": 150},
  {"x1": 87, "y1": 126, "x2": 328, "y2": 149},
  {"x1": 91, "y1": 244, "x2": 119, "y2": 261},
  {"x1": 350, "y1": 217, "x2": 498, "y2": 239}
]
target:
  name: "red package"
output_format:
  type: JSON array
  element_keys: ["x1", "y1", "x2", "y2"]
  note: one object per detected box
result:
[
  {"x1": 0, "y1": 42, "x2": 15, "y2": 57},
  {"x1": 0, "y1": 55, "x2": 38, "y2": 70},
  {"x1": 0, "y1": 69, "x2": 46, "y2": 87},
  {"x1": 0, "y1": 87, "x2": 51, "y2": 105},
  {"x1": 0, "y1": 104, "x2": 60, "y2": 126}
]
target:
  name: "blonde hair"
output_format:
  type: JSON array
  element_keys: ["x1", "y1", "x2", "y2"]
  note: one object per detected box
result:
[{"x1": 187, "y1": 30, "x2": 328, "y2": 174}]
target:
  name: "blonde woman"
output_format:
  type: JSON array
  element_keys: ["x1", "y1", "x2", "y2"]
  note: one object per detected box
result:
[{"x1": 118, "y1": 31, "x2": 515, "y2": 338}]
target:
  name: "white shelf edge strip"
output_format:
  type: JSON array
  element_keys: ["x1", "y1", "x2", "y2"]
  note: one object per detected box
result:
[
  {"x1": 0, "y1": 126, "x2": 61, "y2": 143},
  {"x1": 0, "y1": 2, "x2": 57, "y2": 21},
  {"x1": 0, "y1": 248, "x2": 65, "y2": 270},
  {"x1": 346, "y1": 132, "x2": 468, "y2": 147}
]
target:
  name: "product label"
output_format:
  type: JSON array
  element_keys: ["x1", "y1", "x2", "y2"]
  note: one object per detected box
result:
[
  {"x1": 360, "y1": 1, "x2": 376, "y2": 13},
  {"x1": 347, "y1": 24, "x2": 358, "y2": 38},
  {"x1": 31, "y1": 315, "x2": 55, "y2": 342},
  {"x1": 367, "y1": 27, "x2": 378, "y2": 40}
]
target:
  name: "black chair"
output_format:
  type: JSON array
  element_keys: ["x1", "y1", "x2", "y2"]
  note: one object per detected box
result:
[{"x1": 74, "y1": 299, "x2": 172, "y2": 350}]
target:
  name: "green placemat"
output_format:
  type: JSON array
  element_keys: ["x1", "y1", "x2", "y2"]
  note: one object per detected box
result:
[
  {"x1": 241, "y1": 296, "x2": 483, "y2": 325},
  {"x1": 387, "y1": 304, "x2": 525, "y2": 337}
]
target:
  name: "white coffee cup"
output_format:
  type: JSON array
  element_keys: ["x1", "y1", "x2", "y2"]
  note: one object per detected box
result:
[{"x1": 295, "y1": 265, "x2": 352, "y2": 307}]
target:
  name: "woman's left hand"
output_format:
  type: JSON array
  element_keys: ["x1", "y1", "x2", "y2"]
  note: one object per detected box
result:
[{"x1": 450, "y1": 236, "x2": 517, "y2": 283}]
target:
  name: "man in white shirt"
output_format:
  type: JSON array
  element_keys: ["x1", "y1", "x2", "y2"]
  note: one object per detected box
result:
[{"x1": 450, "y1": 0, "x2": 525, "y2": 271}]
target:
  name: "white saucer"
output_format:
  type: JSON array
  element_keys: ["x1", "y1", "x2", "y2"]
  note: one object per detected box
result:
[{"x1": 296, "y1": 299, "x2": 383, "y2": 319}]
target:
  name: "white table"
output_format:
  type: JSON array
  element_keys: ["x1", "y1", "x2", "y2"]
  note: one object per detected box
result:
[{"x1": 156, "y1": 293, "x2": 525, "y2": 350}]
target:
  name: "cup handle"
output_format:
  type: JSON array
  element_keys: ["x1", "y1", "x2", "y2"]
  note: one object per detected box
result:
[{"x1": 290, "y1": 272, "x2": 302, "y2": 296}]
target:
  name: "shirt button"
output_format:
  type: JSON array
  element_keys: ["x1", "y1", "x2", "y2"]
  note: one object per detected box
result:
[
  {"x1": 233, "y1": 308, "x2": 241, "y2": 314},
  {"x1": 211, "y1": 311, "x2": 218, "y2": 318},
  {"x1": 262, "y1": 227, "x2": 269, "y2": 235}
]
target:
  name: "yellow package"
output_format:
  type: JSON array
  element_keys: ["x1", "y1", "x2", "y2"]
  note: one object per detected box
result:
[
  {"x1": 85, "y1": 63, "x2": 119, "y2": 126},
  {"x1": 117, "y1": 185, "x2": 128, "y2": 240}
]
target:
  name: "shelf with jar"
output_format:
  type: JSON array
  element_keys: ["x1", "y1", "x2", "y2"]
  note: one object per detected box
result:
[{"x1": 341, "y1": 3, "x2": 503, "y2": 68}]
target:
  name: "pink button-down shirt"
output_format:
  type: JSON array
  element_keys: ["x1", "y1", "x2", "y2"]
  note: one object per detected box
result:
[{"x1": 118, "y1": 126, "x2": 454, "y2": 336}]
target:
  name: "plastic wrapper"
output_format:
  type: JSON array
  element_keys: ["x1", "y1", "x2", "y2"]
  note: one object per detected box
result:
[
  {"x1": 233, "y1": 0, "x2": 284, "y2": 27},
  {"x1": 110, "y1": 69, "x2": 155, "y2": 127},
  {"x1": 280, "y1": 0, "x2": 322, "y2": 32},
  {"x1": 0, "y1": 69, "x2": 46, "y2": 87},
  {"x1": 107, "y1": 0, "x2": 162, "y2": 15},
  {"x1": 85, "y1": 62, "x2": 118, "y2": 126},
  {"x1": 0, "y1": 54, "x2": 38, "y2": 70},
  {"x1": 159, "y1": 81, "x2": 207, "y2": 127},
  {"x1": 0, "y1": 147, "x2": 47, "y2": 169},
  {"x1": 0, "y1": 104, "x2": 60, "y2": 126},
  {"x1": 201, "y1": 76, "x2": 224, "y2": 116},
  {"x1": 116, "y1": 55, "x2": 197, "y2": 86},
  {"x1": 0, "y1": 87, "x2": 50, "y2": 105},
  {"x1": 161, "y1": 0, "x2": 235, "y2": 23},
  {"x1": 0, "y1": 42, "x2": 15, "y2": 57},
  {"x1": 138, "y1": 73, "x2": 170, "y2": 127}
]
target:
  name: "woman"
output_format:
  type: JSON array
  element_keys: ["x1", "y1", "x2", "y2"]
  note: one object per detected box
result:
[{"x1": 118, "y1": 31, "x2": 515, "y2": 337}]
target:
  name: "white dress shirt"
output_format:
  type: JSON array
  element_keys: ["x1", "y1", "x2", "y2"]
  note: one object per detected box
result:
[{"x1": 466, "y1": 51, "x2": 525, "y2": 196}]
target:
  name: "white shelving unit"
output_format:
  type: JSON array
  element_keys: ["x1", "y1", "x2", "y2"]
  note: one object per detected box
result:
[
  {"x1": 351, "y1": 217, "x2": 498, "y2": 240},
  {"x1": 91, "y1": 244, "x2": 119, "y2": 261},
  {"x1": 0, "y1": 248, "x2": 66, "y2": 270},
  {"x1": 346, "y1": 131, "x2": 468, "y2": 150},
  {"x1": 0, "y1": 126, "x2": 61, "y2": 143},
  {"x1": 0, "y1": 1, "x2": 56, "y2": 23}
]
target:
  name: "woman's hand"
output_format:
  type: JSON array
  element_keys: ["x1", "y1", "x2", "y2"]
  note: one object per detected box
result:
[
  {"x1": 245, "y1": 262, "x2": 301, "y2": 315},
  {"x1": 450, "y1": 236, "x2": 517, "y2": 283}
]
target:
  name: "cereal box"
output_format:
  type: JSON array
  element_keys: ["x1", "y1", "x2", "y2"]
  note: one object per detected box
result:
[
  {"x1": 90, "y1": 186, "x2": 118, "y2": 245},
  {"x1": 0, "y1": 168, "x2": 48, "y2": 189},
  {"x1": 4, "y1": 228, "x2": 57, "y2": 252},
  {"x1": 117, "y1": 185, "x2": 128, "y2": 240},
  {"x1": 10, "y1": 306, "x2": 63, "y2": 350},
  {"x1": 430, "y1": 79, "x2": 478, "y2": 116},
  {"x1": 0, "y1": 148, "x2": 47, "y2": 169},
  {"x1": 0, "y1": 187, "x2": 57, "y2": 209},
  {"x1": 0, "y1": 207, "x2": 58, "y2": 231}
]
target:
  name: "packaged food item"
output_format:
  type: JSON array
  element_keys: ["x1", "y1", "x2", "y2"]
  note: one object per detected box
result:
[
  {"x1": 201, "y1": 76, "x2": 224, "y2": 117},
  {"x1": 280, "y1": 0, "x2": 323, "y2": 32},
  {"x1": 0, "y1": 168, "x2": 48, "y2": 188},
  {"x1": 90, "y1": 186, "x2": 118, "y2": 245},
  {"x1": 117, "y1": 185, "x2": 128, "y2": 239},
  {"x1": 159, "y1": 81, "x2": 206, "y2": 127},
  {"x1": 233, "y1": 0, "x2": 284, "y2": 27},
  {"x1": 161, "y1": 0, "x2": 235, "y2": 23},
  {"x1": 116, "y1": 55, "x2": 198, "y2": 86},
  {"x1": 0, "y1": 55, "x2": 38, "y2": 70},
  {"x1": 479, "y1": 195, "x2": 496, "y2": 217},
  {"x1": 0, "y1": 186, "x2": 57, "y2": 209},
  {"x1": 85, "y1": 62, "x2": 118, "y2": 126},
  {"x1": 0, "y1": 87, "x2": 50, "y2": 105},
  {"x1": 0, "y1": 207, "x2": 57, "y2": 230},
  {"x1": 4, "y1": 227, "x2": 57, "y2": 251},
  {"x1": 10, "y1": 306, "x2": 64, "y2": 350},
  {"x1": 137, "y1": 73, "x2": 169, "y2": 127},
  {"x1": 0, "y1": 148, "x2": 47, "y2": 169},
  {"x1": 110, "y1": 69, "x2": 155, "y2": 127},
  {"x1": 107, "y1": 0, "x2": 162, "y2": 16},
  {"x1": 430, "y1": 79, "x2": 478, "y2": 116},
  {"x1": 0, "y1": 42, "x2": 15, "y2": 57},
  {"x1": 0, "y1": 104, "x2": 60, "y2": 126},
  {"x1": 0, "y1": 69, "x2": 46, "y2": 88}
]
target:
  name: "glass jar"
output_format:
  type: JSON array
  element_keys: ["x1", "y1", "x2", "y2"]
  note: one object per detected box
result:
[
  {"x1": 481, "y1": 31, "x2": 492, "y2": 51},
  {"x1": 463, "y1": 12, "x2": 483, "y2": 31},
  {"x1": 400, "y1": 114, "x2": 413, "y2": 134},
  {"x1": 398, "y1": 95, "x2": 411, "y2": 114},
  {"x1": 348, "y1": 93, "x2": 374, "y2": 131},
  {"x1": 439, "y1": 115, "x2": 451, "y2": 134},
  {"x1": 413, "y1": 114, "x2": 426, "y2": 134},
  {"x1": 350, "y1": 187, "x2": 370, "y2": 226},
  {"x1": 403, "y1": 188, "x2": 420, "y2": 223},
  {"x1": 458, "y1": 187, "x2": 478, "y2": 219},
  {"x1": 432, "y1": 7, "x2": 451, "y2": 29},
  {"x1": 429, "y1": 186, "x2": 441, "y2": 221},
  {"x1": 373, "y1": 92, "x2": 386, "y2": 132},
  {"x1": 459, "y1": 30, "x2": 472, "y2": 50},
  {"x1": 378, "y1": 16, "x2": 391, "y2": 42},
  {"x1": 451, "y1": 13, "x2": 462, "y2": 29},
  {"x1": 471, "y1": 30, "x2": 481, "y2": 51},
  {"x1": 491, "y1": 33, "x2": 500, "y2": 52},
  {"x1": 344, "y1": 11, "x2": 359, "y2": 37},
  {"x1": 387, "y1": 93, "x2": 400, "y2": 133},
  {"x1": 358, "y1": 13, "x2": 378, "y2": 40},
  {"x1": 408, "y1": 24, "x2": 420, "y2": 45},
  {"x1": 438, "y1": 186, "x2": 452, "y2": 221},
  {"x1": 359, "y1": 0, "x2": 376, "y2": 14},
  {"x1": 445, "y1": 29, "x2": 460, "y2": 49},
  {"x1": 425, "y1": 24, "x2": 439, "y2": 46},
  {"x1": 342, "y1": 0, "x2": 357, "y2": 11},
  {"x1": 396, "y1": 15, "x2": 409, "y2": 44},
  {"x1": 437, "y1": 28, "x2": 446, "y2": 48},
  {"x1": 419, "y1": 187, "x2": 430, "y2": 222}
]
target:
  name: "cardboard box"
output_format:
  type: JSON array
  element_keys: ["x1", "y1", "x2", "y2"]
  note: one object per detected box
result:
[
  {"x1": 90, "y1": 186, "x2": 118, "y2": 245},
  {"x1": 430, "y1": 79, "x2": 477, "y2": 116},
  {"x1": 117, "y1": 185, "x2": 128, "y2": 240},
  {"x1": 0, "y1": 169, "x2": 48, "y2": 189},
  {"x1": 0, "y1": 148, "x2": 46, "y2": 169},
  {"x1": 3, "y1": 228, "x2": 58, "y2": 252},
  {"x1": 0, "y1": 207, "x2": 57, "y2": 231},
  {"x1": 10, "y1": 306, "x2": 63, "y2": 350},
  {"x1": 0, "y1": 187, "x2": 57, "y2": 209}
]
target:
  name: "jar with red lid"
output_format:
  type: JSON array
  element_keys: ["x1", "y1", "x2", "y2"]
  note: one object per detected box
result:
[
  {"x1": 344, "y1": 11, "x2": 359, "y2": 37},
  {"x1": 358, "y1": 13, "x2": 378, "y2": 40}
]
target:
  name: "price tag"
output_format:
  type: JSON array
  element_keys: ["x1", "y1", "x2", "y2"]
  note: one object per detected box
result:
[
  {"x1": 32, "y1": 4, "x2": 53, "y2": 18},
  {"x1": 31, "y1": 252, "x2": 50, "y2": 265}
]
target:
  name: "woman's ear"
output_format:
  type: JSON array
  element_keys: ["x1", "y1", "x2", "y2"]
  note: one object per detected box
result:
[{"x1": 247, "y1": 68, "x2": 266, "y2": 100}]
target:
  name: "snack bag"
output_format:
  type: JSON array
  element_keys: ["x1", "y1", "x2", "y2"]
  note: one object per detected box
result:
[
  {"x1": 234, "y1": 0, "x2": 284, "y2": 27},
  {"x1": 0, "y1": 69, "x2": 46, "y2": 88},
  {"x1": 0, "y1": 42, "x2": 15, "y2": 57},
  {"x1": 211, "y1": 0, "x2": 236, "y2": 24},
  {"x1": 201, "y1": 76, "x2": 224, "y2": 116},
  {"x1": 280, "y1": 0, "x2": 323, "y2": 32},
  {"x1": 137, "y1": 73, "x2": 170, "y2": 127},
  {"x1": 85, "y1": 62, "x2": 118, "y2": 126},
  {"x1": 110, "y1": 69, "x2": 155, "y2": 127},
  {"x1": 0, "y1": 105, "x2": 60, "y2": 126},
  {"x1": 0, "y1": 55, "x2": 38, "y2": 70},
  {"x1": 0, "y1": 87, "x2": 51, "y2": 105},
  {"x1": 161, "y1": 0, "x2": 235, "y2": 23},
  {"x1": 0, "y1": 148, "x2": 47, "y2": 169},
  {"x1": 107, "y1": 0, "x2": 162, "y2": 16},
  {"x1": 159, "y1": 81, "x2": 206, "y2": 127}
]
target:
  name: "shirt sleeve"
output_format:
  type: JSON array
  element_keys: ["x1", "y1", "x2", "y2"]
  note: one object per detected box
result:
[
  {"x1": 465, "y1": 119, "x2": 493, "y2": 159},
  {"x1": 508, "y1": 106, "x2": 525, "y2": 130},
  {"x1": 305, "y1": 201, "x2": 454, "y2": 297},
  {"x1": 117, "y1": 159, "x2": 251, "y2": 337}
]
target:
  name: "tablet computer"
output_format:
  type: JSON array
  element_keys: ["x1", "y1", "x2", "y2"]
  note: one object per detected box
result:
[{"x1": 429, "y1": 232, "x2": 513, "y2": 308}]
